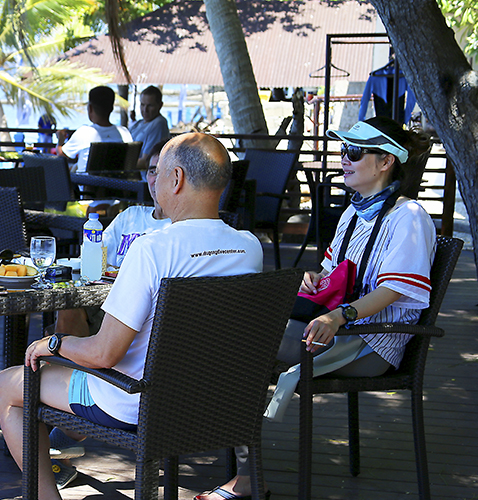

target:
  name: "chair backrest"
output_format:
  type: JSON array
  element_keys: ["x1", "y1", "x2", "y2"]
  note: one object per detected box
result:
[
  {"x1": 86, "y1": 142, "x2": 143, "y2": 176},
  {"x1": 22, "y1": 152, "x2": 75, "y2": 209},
  {"x1": 219, "y1": 159, "x2": 250, "y2": 212},
  {"x1": 418, "y1": 236, "x2": 463, "y2": 326},
  {"x1": 0, "y1": 187, "x2": 28, "y2": 253},
  {"x1": 244, "y1": 149, "x2": 298, "y2": 224},
  {"x1": 138, "y1": 269, "x2": 303, "y2": 458},
  {"x1": 0, "y1": 166, "x2": 46, "y2": 210},
  {"x1": 398, "y1": 235, "x2": 463, "y2": 376}
]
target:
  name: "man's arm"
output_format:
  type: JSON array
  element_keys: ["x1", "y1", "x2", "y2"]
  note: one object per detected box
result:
[
  {"x1": 56, "y1": 129, "x2": 75, "y2": 161},
  {"x1": 25, "y1": 313, "x2": 137, "y2": 372}
]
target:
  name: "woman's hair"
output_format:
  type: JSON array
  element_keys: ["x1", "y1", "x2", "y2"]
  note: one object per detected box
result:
[{"x1": 365, "y1": 116, "x2": 431, "y2": 199}]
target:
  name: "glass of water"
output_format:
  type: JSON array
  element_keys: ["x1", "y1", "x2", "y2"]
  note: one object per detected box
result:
[{"x1": 30, "y1": 236, "x2": 56, "y2": 285}]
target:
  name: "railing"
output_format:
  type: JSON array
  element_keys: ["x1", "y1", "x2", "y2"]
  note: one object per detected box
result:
[{"x1": 0, "y1": 129, "x2": 456, "y2": 236}]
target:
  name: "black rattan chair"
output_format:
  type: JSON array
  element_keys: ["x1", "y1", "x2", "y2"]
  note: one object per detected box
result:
[
  {"x1": 296, "y1": 235, "x2": 463, "y2": 500},
  {"x1": 86, "y1": 141, "x2": 143, "y2": 176},
  {"x1": 0, "y1": 187, "x2": 31, "y2": 369},
  {"x1": 244, "y1": 149, "x2": 298, "y2": 269},
  {"x1": 22, "y1": 152, "x2": 76, "y2": 211},
  {"x1": 219, "y1": 159, "x2": 250, "y2": 213},
  {"x1": 23, "y1": 269, "x2": 303, "y2": 500}
]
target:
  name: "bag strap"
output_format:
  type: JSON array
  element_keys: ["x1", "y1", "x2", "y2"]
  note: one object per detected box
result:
[{"x1": 338, "y1": 190, "x2": 401, "y2": 300}]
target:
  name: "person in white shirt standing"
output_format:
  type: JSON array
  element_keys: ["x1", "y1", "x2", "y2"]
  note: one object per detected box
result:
[{"x1": 56, "y1": 86, "x2": 132, "y2": 174}]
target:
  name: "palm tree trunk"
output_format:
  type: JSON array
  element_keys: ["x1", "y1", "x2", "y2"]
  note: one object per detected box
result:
[{"x1": 204, "y1": 0, "x2": 272, "y2": 149}]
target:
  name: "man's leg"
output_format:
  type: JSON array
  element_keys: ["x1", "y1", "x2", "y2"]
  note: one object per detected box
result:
[
  {"x1": 55, "y1": 309, "x2": 91, "y2": 337},
  {"x1": 0, "y1": 363, "x2": 75, "y2": 500}
]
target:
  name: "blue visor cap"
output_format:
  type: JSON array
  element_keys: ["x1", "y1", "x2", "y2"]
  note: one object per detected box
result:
[{"x1": 326, "y1": 121, "x2": 409, "y2": 163}]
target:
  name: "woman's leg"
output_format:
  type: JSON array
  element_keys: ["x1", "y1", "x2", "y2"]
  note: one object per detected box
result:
[{"x1": 331, "y1": 350, "x2": 391, "y2": 377}]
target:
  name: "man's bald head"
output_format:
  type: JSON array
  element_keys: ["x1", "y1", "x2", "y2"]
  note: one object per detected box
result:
[{"x1": 161, "y1": 133, "x2": 232, "y2": 191}]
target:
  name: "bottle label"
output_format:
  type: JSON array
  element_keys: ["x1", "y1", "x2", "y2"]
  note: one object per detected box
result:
[{"x1": 84, "y1": 228, "x2": 103, "y2": 243}]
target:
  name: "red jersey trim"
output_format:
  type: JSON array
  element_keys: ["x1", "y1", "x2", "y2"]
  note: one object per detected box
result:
[{"x1": 377, "y1": 272, "x2": 431, "y2": 292}]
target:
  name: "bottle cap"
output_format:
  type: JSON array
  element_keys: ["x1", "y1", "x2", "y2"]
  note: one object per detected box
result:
[{"x1": 89, "y1": 213, "x2": 99, "y2": 220}]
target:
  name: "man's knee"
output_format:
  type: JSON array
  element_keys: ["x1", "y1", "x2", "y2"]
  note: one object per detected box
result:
[{"x1": 0, "y1": 365, "x2": 25, "y2": 407}]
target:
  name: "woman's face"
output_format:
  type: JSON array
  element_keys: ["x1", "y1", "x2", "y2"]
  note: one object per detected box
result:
[{"x1": 341, "y1": 145, "x2": 394, "y2": 197}]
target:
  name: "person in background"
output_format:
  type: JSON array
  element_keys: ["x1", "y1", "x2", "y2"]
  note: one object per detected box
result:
[
  {"x1": 129, "y1": 85, "x2": 170, "y2": 170},
  {"x1": 38, "y1": 112, "x2": 57, "y2": 153},
  {"x1": 196, "y1": 116, "x2": 435, "y2": 500},
  {"x1": 57, "y1": 86, "x2": 132, "y2": 173},
  {"x1": 0, "y1": 133, "x2": 262, "y2": 500}
]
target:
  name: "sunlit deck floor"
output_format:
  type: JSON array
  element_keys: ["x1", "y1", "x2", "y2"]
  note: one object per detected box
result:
[{"x1": 0, "y1": 242, "x2": 477, "y2": 499}]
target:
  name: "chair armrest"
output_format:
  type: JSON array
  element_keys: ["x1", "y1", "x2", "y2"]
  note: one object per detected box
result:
[
  {"x1": 336, "y1": 323, "x2": 445, "y2": 338},
  {"x1": 38, "y1": 355, "x2": 149, "y2": 394}
]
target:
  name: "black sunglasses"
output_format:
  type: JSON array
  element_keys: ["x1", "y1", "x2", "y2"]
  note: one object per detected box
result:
[{"x1": 340, "y1": 142, "x2": 383, "y2": 162}]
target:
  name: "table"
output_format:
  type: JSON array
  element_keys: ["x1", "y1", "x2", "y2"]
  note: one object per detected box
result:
[{"x1": 1, "y1": 284, "x2": 111, "y2": 367}]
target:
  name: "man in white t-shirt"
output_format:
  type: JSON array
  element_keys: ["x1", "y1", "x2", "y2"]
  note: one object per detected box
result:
[
  {"x1": 57, "y1": 86, "x2": 132, "y2": 173},
  {"x1": 54, "y1": 142, "x2": 171, "y2": 340},
  {"x1": 129, "y1": 85, "x2": 170, "y2": 170},
  {"x1": 0, "y1": 133, "x2": 263, "y2": 500}
]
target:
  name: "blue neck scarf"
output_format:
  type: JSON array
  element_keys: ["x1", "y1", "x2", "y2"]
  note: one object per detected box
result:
[{"x1": 351, "y1": 181, "x2": 401, "y2": 221}]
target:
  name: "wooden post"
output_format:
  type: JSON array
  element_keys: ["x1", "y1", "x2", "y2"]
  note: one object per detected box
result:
[{"x1": 441, "y1": 157, "x2": 456, "y2": 236}]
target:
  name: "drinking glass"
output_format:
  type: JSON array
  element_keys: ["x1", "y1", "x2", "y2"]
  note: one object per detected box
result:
[{"x1": 30, "y1": 236, "x2": 56, "y2": 285}]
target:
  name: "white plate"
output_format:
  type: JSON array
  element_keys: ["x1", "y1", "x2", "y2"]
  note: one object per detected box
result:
[{"x1": 0, "y1": 274, "x2": 38, "y2": 290}]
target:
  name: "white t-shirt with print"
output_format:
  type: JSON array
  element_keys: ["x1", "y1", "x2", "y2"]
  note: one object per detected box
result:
[
  {"x1": 103, "y1": 206, "x2": 171, "y2": 267},
  {"x1": 91, "y1": 219, "x2": 263, "y2": 424}
]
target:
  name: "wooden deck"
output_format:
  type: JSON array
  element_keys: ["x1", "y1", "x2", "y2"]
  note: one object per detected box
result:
[{"x1": 1, "y1": 242, "x2": 477, "y2": 499}]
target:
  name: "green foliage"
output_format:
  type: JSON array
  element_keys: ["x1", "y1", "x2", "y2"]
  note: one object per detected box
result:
[
  {"x1": 0, "y1": 0, "x2": 166, "y2": 118},
  {"x1": 436, "y1": 1, "x2": 478, "y2": 56}
]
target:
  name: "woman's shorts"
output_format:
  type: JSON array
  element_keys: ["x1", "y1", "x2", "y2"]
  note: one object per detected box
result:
[{"x1": 69, "y1": 369, "x2": 137, "y2": 431}]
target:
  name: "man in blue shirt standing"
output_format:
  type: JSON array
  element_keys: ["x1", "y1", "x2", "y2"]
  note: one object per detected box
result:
[{"x1": 130, "y1": 85, "x2": 170, "y2": 169}]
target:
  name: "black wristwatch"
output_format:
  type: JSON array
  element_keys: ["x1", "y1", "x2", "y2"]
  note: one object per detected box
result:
[
  {"x1": 338, "y1": 303, "x2": 358, "y2": 328},
  {"x1": 47, "y1": 334, "x2": 66, "y2": 355}
]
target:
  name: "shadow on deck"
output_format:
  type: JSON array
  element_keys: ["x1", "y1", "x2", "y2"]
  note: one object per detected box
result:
[{"x1": 0, "y1": 243, "x2": 477, "y2": 499}]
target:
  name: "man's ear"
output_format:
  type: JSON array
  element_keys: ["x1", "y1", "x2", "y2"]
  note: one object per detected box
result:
[{"x1": 172, "y1": 166, "x2": 185, "y2": 194}]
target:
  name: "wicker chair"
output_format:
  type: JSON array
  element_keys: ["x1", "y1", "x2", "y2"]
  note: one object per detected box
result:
[
  {"x1": 0, "y1": 187, "x2": 31, "y2": 368},
  {"x1": 23, "y1": 269, "x2": 303, "y2": 500},
  {"x1": 219, "y1": 159, "x2": 250, "y2": 213},
  {"x1": 296, "y1": 235, "x2": 463, "y2": 500},
  {"x1": 244, "y1": 149, "x2": 298, "y2": 269},
  {"x1": 22, "y1": 152, "x2": 76, "y2": 211}
]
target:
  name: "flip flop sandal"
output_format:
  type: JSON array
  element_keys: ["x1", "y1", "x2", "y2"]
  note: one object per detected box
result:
[{"x1": 194, "y1": 486, "x2": 271, "y2": 500}]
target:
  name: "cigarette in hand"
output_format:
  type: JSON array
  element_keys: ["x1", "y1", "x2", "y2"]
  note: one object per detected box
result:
[{"x1": 301, "y1": 339, "x2": 327, "y2": 346}]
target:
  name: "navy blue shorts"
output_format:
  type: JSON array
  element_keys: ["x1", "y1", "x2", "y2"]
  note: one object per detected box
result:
[{"x1": 69, "y1": 369, "x2": 137, "y2": 432}]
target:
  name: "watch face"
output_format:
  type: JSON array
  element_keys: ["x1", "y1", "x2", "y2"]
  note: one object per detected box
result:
[
  {"x1": 48, "y1": 335, "x2": 59, "y2": 353},
  {"x1": 341, "y1": 305, "x2": 357, "y2": 321},
  {"x1": 344, "y1": 308, "x2": 356, "y2": 320}
]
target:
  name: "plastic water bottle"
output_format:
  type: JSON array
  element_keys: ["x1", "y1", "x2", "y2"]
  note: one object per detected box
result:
[{"x1": 80, "y1": 213, "x2": 103, "y2": 281}]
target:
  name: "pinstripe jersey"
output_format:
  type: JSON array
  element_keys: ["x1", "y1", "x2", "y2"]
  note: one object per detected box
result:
[{"x1": 322, "y1": 199, "x2": 436, "y2": 368}]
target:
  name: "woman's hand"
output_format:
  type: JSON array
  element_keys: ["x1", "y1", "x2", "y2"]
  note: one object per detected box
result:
[
  {"x1": 303, "y1": 309, "x2": 345, "y2": 352},
  {"x1": 300, "y1": 271, "x2": 324, "y2": 294},
  {"x1": 25, "y1": 337, "x2": 52, "y2": 372}
]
